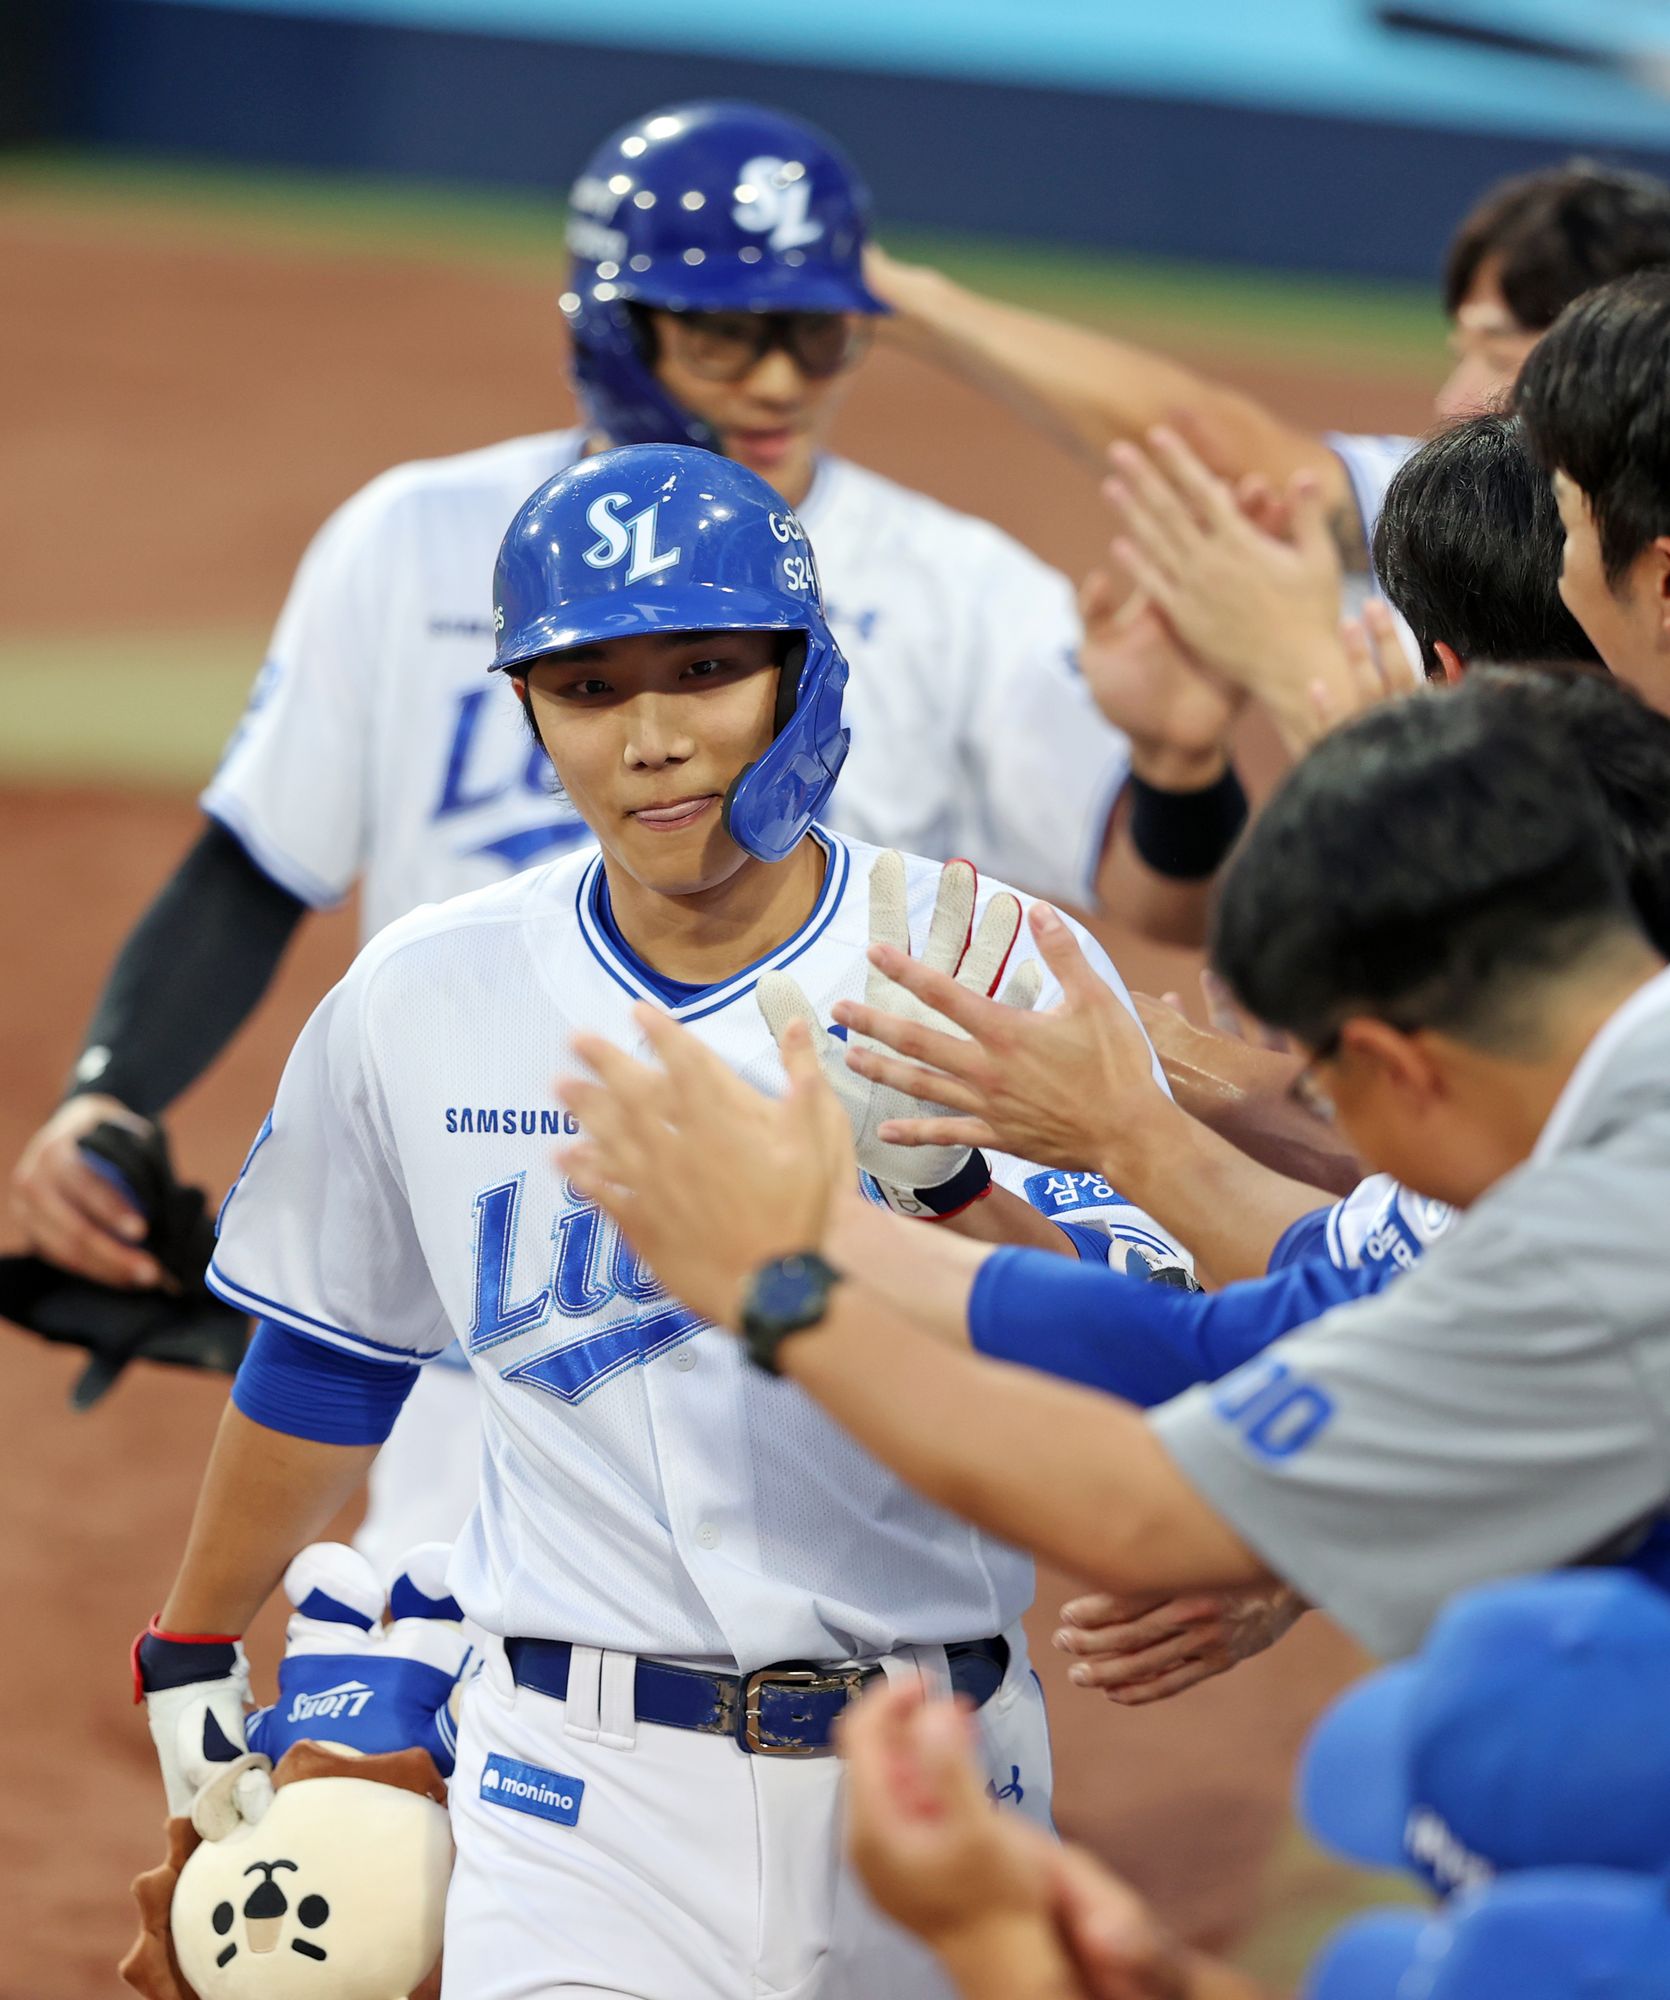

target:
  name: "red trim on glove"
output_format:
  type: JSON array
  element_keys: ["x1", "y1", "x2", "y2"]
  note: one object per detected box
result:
[{"x1": 130, "y1": 1613, "x2": 243, "y2": 1705}]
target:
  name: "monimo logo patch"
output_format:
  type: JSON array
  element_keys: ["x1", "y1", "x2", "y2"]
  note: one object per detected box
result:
[{"x1": 480, "y1": 1753, "x2": 585, "y2": 1827}]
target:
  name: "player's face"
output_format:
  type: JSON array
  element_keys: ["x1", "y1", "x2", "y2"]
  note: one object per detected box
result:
[
  {"x1": 1435, "y1": 261, "x2": 1540, "y2": 425},
  {"x1": 1551, "y1": 471, "x2": 1670, "y2": 716},
  {"x1": 520, "y1": 629, "x2": 782, "y2": 895},
  {"x1": 648, "y1": 309, "x2": 869, "y2": 507}
]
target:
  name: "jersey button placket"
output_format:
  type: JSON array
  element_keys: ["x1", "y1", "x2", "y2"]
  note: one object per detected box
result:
[{"x1": 694, "y1": 1522, "x2": 721, "y2": 1550}]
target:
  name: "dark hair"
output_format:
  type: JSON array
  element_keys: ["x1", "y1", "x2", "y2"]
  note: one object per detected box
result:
[
  {"x1": 1373, "y1": 414, "x2": 1601, "y2": 676},
  {"x1": 1210, "y1": 684, "x2": 1637, "y2": 1049},
  {"x1": 1516, "y1": 268, "x2": 1670, "y2": 583},
  {"x1": 1443, "y1": 160, "x2": 1670, "y2": 329},
  {"x1": 1465, "y1": 665, "x2": 1670, "y2": 956}
]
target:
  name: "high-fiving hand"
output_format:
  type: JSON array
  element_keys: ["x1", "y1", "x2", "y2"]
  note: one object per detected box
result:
[
  {"x1": 758, "y1": 853, "x2": 1041, "y2": 1209},
  {"x1": 831, "y1": 901, "x2": 1184, "y2": 1192}
]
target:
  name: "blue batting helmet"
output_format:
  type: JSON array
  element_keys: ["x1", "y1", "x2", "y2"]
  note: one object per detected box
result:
[
  {"x1": 491, "y1": 444, "x2": 850, "y2": 864},
  {"x1": 562, "y1": 101, "x2": 889, "y2": 450}
]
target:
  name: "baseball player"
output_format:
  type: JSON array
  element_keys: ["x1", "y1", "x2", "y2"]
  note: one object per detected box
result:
[
  {"x1": 10, "y1": 98, "x2": 1134, "y2": 1573},
  {"x1": 135, "y1": 444, "x2": 1185, "y2": 2000}
]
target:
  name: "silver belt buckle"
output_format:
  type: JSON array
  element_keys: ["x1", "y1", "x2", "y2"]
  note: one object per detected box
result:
[{"x1": 741, "y1": 1665, "x2": 867, "y2": 1756}]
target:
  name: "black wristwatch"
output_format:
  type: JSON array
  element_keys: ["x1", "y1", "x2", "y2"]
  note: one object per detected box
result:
[{"x1": 739, "y1": 1252, "x2": 844, "y2": 1376}]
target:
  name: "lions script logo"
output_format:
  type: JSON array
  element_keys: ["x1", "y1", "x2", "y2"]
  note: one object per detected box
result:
[
  {"x1": 481, "y1": 1753, "x2": 586, "y2": 1827},
  {"x1": 286, "y1": 1680, "x2": 375, "y2": 1724}
]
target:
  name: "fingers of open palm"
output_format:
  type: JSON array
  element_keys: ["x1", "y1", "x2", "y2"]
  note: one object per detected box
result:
[
  {"x1": 1110, "y1": 440, "x2": 1210, "y2": 551},
  {"x1": 1235, "y1": 470, "x2": 1292, "y2": 540},
  {"x1": 1103, "y1": 1658, "x2": 1224, "y2": 1706},
  {"x1": 997, "y1": 959, "x2": 1043, "y2": 1013},
  {"x1": 866, "y1": 849, "x2": 913, "y2": 959},
  {"x1": 957, "y1": 891, "x2": 1022, "y2": 996},
  {"x1": 845, "y1": 1040, "x2": 982, "y2": 1117},
  {"x1": 1105, "y1": 465, "x2": 1193, "y2": 578},
  {"x1": 757, "y1": 974, "x2": 840, "y2": 1080},
  {"x1": 1057, "y1": 1596, "x2": 1219, "y2": 1658},
  {"x1": 922, "y1": 859, "x2": 978, "y2": 978},
  {"x1": 1363, "y1": 599, "x2": 1412, "y2": 689},
  {"x1": 556, "y1": 1084, "x2": 656, "y2": 1185},
  {"x1": 568, "y1": 1030, "x2": 670, "y2": 1112},
  {"x1": 1146, "y1": 425, "x2": 1239, "y2": 528},
  {"x1": 1078, "y1": 567, "x2": 1120, "y2": 633},
  {"x1": 1065, "y1": 1626, "x2": 1225, "y2": 1688}
]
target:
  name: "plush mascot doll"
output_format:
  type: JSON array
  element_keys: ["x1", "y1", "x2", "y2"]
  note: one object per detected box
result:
[{"x1": 123, "y1": 1544, "x2": 473, "y2": 2000}]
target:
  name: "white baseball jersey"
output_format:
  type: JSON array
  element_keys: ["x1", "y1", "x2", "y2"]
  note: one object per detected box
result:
[
  {"x1": 1322, "y1": 1172, "x2": 1457, "y2": 1277},
  {"x1": 202, "y1": 430, "x2": 1129, "y2": 940},
  {"x1": 208, "y1": 834, "x2": 1181, "y2": 1667}
]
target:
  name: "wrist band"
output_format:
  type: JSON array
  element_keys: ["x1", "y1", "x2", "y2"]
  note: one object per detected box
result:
[
  {"x1": 1127, "y1": 765, "x2": 1249, "y2": 881},
  {"x1": 869, "y1": 1150, "x2": 993, "y2": 1221},
  {"x1": 132, "y1": 1613, "x2": 242, "y2": 1703}
]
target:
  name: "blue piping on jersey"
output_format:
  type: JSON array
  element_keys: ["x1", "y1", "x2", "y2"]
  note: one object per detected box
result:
[
  {"x1": 206, "y1": 1259, "x2": 436, "y2": 1363},
  {"x1": 200, "y1": 798, "x2": 346, "y2": 913},
  {"x1": 573, "y1": 832, "x2": 848, "y2": 1023}
]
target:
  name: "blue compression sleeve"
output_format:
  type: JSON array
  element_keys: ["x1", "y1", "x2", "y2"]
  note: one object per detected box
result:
[
  {"x1": 232, "y1": 1319, "x2": 420, "y2": 1445},
  {"x1": 1267, "y1": 1205, "x2": 1332, "y2": 1272},
  {"x1": 968, "y1": 1249, "x2": 1392, "y2": 1407}
]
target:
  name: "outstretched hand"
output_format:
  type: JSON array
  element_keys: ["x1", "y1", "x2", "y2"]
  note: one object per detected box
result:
[
  {"x1": 1053, "y1": 1583, "x2": 1307, "y2": 1707},
  {"x1": 841, "y1": 1678, "x2": 1209, "y2": 2000},
  {"x1": 1104, "y1": 425, "x2": 1356, "y2": 753},
  {"x1": 557, "y1": 1009, "x2": 854, "y2": 1329},
  {"x1": 832, "y1": 903, "x2": 1181, "y2": 1187}
]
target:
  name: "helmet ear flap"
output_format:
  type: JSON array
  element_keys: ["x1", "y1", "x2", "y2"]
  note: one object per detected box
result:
[{"x1": 774, "y1": 637, "x2": 808, "y2": 734}]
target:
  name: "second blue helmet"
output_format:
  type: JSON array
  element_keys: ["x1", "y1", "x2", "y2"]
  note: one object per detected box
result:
[
  {"x1": 492, "y1": 444, "x2": 850, "y2": 864},
  {"x1": 561, "y1": 101, "x2": 889, "y2": 450}
]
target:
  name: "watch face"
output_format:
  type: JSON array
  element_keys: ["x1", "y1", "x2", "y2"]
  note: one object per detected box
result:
[{"x1": 753, "y1": 1257, "x2": 821, "y2": 1327}]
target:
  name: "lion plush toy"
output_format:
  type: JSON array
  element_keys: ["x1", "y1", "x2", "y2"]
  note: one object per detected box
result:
[{"x1": 124, "y1": 1544, "x2": 472, "y2": 2000}]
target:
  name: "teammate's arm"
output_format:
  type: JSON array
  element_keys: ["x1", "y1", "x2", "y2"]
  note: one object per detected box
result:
[
  {"x1": 9, "y1": 822, "x2": 308, "y2": 1288},
  {"x1": 838, "y1": 904, "x2": 1330, "y2": 1284},
  {"x1": 869, "y1": 248, "x2": 1362, "y2": 561},
  {"x1": 785, "y1": 1286, "x2": 1268, "y2": 1595}
]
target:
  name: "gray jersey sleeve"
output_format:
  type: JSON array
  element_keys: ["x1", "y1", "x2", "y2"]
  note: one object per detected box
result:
[{"x1": 1148, "y1": 1175, "x2": 1670, "y2": 1658}]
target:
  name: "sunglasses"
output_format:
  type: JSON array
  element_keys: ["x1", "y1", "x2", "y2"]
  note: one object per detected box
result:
[{"x1": 653, "y1": 309, "x2": 872, "y2": 384}]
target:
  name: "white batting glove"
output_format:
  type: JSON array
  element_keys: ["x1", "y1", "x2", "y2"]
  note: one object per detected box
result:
[
  {"x1": 758, "y1": 852, "x2": 1042, "y2": 1214},
  {"x1": 134, "y1": 1619, "x2": 257, "y2": 1819}
]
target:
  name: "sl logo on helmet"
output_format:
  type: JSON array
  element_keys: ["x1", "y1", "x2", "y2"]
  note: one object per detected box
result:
[
  {"x1": 731, "y1": 156, "x2": 824, "y2": 253},
  {"x1": 583, "y1": 494, "x2": 683, "y2": 584}
]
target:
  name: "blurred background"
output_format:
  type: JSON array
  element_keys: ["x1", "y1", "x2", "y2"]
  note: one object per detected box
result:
[{"x1": 3, "y1": 3, "x2": 1668, "y2": 1994}]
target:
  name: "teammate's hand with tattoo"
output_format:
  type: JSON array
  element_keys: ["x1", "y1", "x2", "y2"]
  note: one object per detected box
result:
[
  {"x1": 10, "y1": 1094, "x2": 167, "y2": 1289},
  {"x1": 1075, "y1": 577, "x2": 1243, "y2": 791},
  {"x1": 1053, "y1": 1584, "x2": 1307, "y2": 1706},
  {"x1": 1104, "y1": 425, "x2": 1355, "y2": 755},
  {"x1": 558, "y1": 1008, "x2": 854, "y2": 1328},
  {"x1": 834, "y1": 901, "x2": 1184, "y2": 1190}
]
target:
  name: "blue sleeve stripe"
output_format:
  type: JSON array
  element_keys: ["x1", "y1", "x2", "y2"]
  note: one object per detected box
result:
[
  {"x1": 233, "y1": 1321, "x2": 419, "y2": 1446},
  {"x1": 206, "y1": 1260, "x2": 436, "y2": 1363}
]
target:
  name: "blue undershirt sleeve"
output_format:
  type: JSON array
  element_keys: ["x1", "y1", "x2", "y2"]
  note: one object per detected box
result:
[
  {"x1": 232, "y1": 1319, "x2": 421, "y2": 1445},
  {"x1": 1266, "y1": 1205, "x2": 1333, "y2": 1272},
  {"x1": 968, "y1": 1249, "x2": 1387, "y2": 1407}
]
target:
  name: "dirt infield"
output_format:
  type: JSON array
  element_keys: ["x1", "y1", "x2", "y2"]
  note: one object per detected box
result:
[{"x1": 0, "y1": 196, "x2": 1424, "y2": 1996}]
